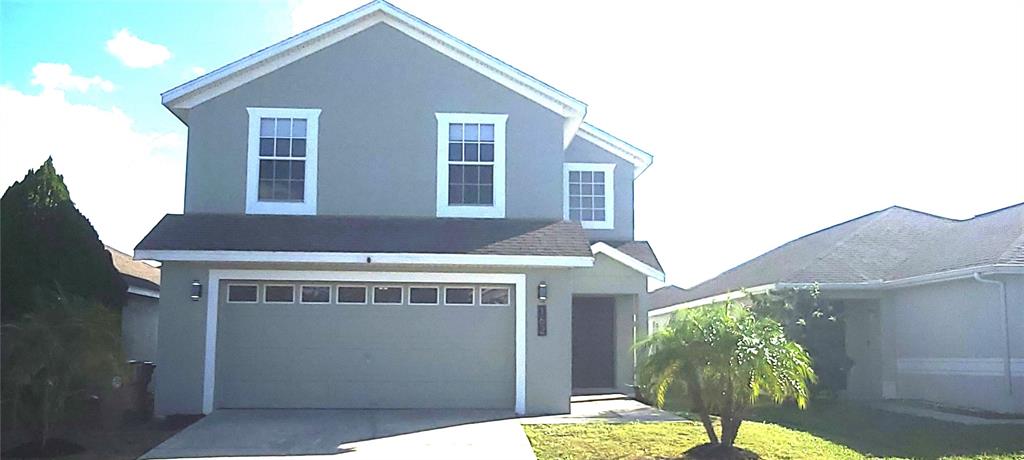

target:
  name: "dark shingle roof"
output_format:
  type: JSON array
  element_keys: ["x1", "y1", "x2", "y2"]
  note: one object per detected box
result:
[
  {"x1": 653, "y1": 202, "x2": 1024, "y2": 309},
  {"x1": 594, "y1": 240, "x2": 663, "y2": 272},
  {"x1": 136, "y1": 214, "x2": 593, "y2": 258},
  {"x1": 107, "y1": 246, "x2": 160, "y2": 291}
]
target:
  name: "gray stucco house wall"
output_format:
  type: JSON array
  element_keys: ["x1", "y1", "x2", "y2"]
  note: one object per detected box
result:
[{"x1": 141, "y1": 1, "x2": 663, "y2": 418}]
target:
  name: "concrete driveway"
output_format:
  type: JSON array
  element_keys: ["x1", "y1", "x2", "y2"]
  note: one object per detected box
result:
[{"x1": 141, "y1": 409, "x2": 536, "y2": 459}]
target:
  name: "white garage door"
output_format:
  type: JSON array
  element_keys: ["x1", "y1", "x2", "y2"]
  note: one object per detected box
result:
[{"x1": 214, "y1": 281, "x2": 515, "y2": 409}]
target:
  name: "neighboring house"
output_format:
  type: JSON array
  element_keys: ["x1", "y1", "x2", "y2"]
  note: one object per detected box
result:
[
  {"x1": 649, "y1": 203, "x2": 1024, "y2": 414},
  {"x1": 135, "y1": 1, "x2": 664, "y2": 417},
  {"x1": 107, "y1": 246, "x2": 160, "y2": 363}
]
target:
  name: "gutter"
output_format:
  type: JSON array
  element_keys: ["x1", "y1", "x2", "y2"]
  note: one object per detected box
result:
[{"x1": 973, "y1": 272, "x2": 1013, "y2": 396}]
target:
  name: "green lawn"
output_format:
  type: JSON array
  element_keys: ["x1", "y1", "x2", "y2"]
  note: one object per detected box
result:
[{"x1": 523, "y1": 401, "x2": 1024, "y2": 460}]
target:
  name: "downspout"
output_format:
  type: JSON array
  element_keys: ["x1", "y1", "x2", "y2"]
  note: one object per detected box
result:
[{"x1": 973, "y1": 272, "x2": 1012, "y2": 396}]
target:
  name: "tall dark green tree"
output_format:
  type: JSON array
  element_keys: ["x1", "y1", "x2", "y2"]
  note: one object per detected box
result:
[{"x1": 1, "y1": 158, "x2": 126, "y2": 321}]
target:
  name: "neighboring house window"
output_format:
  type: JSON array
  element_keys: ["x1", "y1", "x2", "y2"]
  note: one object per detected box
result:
[
  {"x1": 479, "y1": 287, "x2": 511, "y2": 306},
  {"x1": 337, "y1": 285, "x2": 367, "y2": 305},
  {"x1": 563, "y1": 163, "x2": 615, "y2": 230},
  {"x1": 435, "y1": 113, "x2": 507, "y2": 218},
  {"x1": 264, "y1": 285, "x2": 295, "y2": 303},
  {"x1": 373, "y1": 286, "x2": 403, "y2": 305},
  {"x1": 408, "y1": 286, "x2": 439, "y2": 305},
  {"x1": 444, "y1": 287, "x2": 474, "y2": 305},
  {"x1": 300, "y1": 285, "x2": 331, "y2": 304},
  {"x1": 246, "y1": 107, "x2": 321, "y2": 215},
  {"x1": 226, "y1": 284, "x2": 258, "y2": 303}
]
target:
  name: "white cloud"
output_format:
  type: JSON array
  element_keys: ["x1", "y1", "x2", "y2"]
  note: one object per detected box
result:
[
  {"x1": 0, "y1": 72, "x2": 185, "y2": 254},
  {"x1": 106, "y1": 29, "x2": 172, "y2": 68},
  {"x1": 30, "y1": 63, "x2": 114, "y2": 94}
]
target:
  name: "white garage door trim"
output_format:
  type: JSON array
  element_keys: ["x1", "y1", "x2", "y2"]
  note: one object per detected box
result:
[{"x1": 203, "y1": 269, "x2": 527, "y2": 415}]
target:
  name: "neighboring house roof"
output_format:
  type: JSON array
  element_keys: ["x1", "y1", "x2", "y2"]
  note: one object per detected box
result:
[
  {"x1": 160, "y1": 0, "x2": 654, "y2": 176},
  {"x1": 649, "y1": 285, "x2": 688, "y2": 308},
  {"x1": 107, "y1": 246, "x2": 160, "y2": 297},
  {"x1": 591, "y1": 240, "x2": 665, "y2": 281},
  {"x1": 135, "y1": 214, "x2": 594, "y2": 265},
  {"x1": 652, "y1": 202, "x2": 1024, "y2": 311}
]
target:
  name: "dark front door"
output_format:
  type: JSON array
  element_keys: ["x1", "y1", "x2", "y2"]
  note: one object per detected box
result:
[{"x1": 571, "y1": 296, "x2": 615, "y2": 390}]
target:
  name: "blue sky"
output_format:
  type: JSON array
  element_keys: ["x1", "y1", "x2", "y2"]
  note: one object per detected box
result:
[{"x1": 2, "y1": 0, "x2": 1022, "y2": 288}]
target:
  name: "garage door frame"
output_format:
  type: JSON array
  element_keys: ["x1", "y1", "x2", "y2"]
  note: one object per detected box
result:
[{"x1": 201, "y1": 269, "x2": 527, "y2": 415}]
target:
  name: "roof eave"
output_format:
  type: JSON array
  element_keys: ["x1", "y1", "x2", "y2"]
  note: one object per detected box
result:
[{"x1": 577, "y1": 123, "x2": 654, "y2": 178}]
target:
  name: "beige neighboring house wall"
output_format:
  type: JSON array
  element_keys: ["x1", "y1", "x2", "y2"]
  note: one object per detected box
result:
[{"x1": 108, "y1": 246, "x2": 160, "y2": 363}]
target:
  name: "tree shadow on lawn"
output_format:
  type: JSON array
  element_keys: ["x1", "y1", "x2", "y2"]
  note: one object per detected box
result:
[{"x1": 747, "y1": 399, "x2": 1024, "y2": 459}]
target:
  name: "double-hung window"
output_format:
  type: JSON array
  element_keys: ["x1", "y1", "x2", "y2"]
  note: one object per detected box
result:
[
  {"x1": 435, "y1": 113, "x2": 507, "y2": 218},
  {"x1": 564, "y1": 163, "x2": 615, "y2": 229},
  {"x1": 246, "y1": 107, "x2": 321, "y2": 215}
]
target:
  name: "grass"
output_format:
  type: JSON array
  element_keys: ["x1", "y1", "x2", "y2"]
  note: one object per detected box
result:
[{"x1": 523, "y1": 400, "x2": 1024, "y2": 460}]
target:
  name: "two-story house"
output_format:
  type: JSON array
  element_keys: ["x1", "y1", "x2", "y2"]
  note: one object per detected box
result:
[{"x1": 136, "y1": 0, "x2": 664, "y2": 417}]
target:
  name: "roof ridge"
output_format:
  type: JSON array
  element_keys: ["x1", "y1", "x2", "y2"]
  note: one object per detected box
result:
[
  {"x1": 998, "y1": 229, "x2": 1024, "y2": 264},
  {"x1": 785, "y1": 207, "x2": 903, "y2": 282},
  {"x1": 966, "y1": 201, "x2": 1024, "y2": 221}
]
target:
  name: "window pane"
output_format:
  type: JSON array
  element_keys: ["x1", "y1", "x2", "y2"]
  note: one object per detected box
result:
[
  {"x1": 409, "y1": 287, "x2": 439, "y2": 304},
  {"x1": 480, "y1": 287, "x2": 510, "y2": 305},
  {"x1": 569, "y1": 171, "x2": 581, "y2": 182},
  {"x1": 594, "y1": 184, "x2": 604, "y2": 195},
  {"x1": 593, "y1": 197, "x2": 605, "y2": 210},
  {"x1": 301, "y1": 286, "x2": 330, "y2": 303},
  {"x1": 464, "y1": 185, "x2": 478, "y2": 204},
  {"x1": 448, "y1": 143, "x2": 462, "y2": 161},
  {"x1": 464, "y1": 124, "x2": 478, "y2": 141},
  {"x1": 449, "y1": 165, "x2": 464, "y2": 184},
  {"x1": 275, "y1": 138, "x2": 290, "y2": 157},
  {"x1": 448, "y1": 185, "x2": 463, "y2": 205},
  {"x1": 289, "y1": 180, "x2": 304, "y2": 201},
  {"x1": 292, "y1": 119, "x2": 307, "y2": 138},
  {"x1": 276, "y1": 118, "x2": 291, "y2": 137},
  {"x1": 265, "y1": 285, "x2": 294, "y2": 303},
  {"x1": 569, "y1": 184, "x2": 581, "y2": 195},
  {"x1": 464, "y1": 143, "x2": 478, "y2": 161},
  {"x1": 582, "y1": 184, "x2": 593, "y2": 195},
  {"x1": 569, "y1": 209, "x2": 582, "y2": 221},
  {"x1": 448, "y1": 123, "x2": 463, "y2": 141},
  {"x1": 273, "y1": 181, "x2": 290, "y2": 200},
  {"x1": 582, "y1": 209, "x2": 594, "y2": 221},
  {"x1": 445, "y1": 287, "x2": 473, "y2": 305},
  {"x1": 570, "y1": 196, "x2": 581, "y2": 208},
  {"x1": 479, "y1": 166, "x2": 493, "y2": 184},
  {"x1": 259, "y1": 160, "x2": 273, "y2": 179},
  {"x1": 479, "y1": 143, "x2": 494, "y2": 162},
  {"x1": 258, "y1": 180, "x2": 273, "y2": 200},
  {"x1": 259, "y1": 138, "x2": 274, "y2": 156},
  {"x1": 594, "y1": 210, "x2": 605, "y2": 221},
  {"x1": 291, "y1": 163, "x2": 305, "y2": 180},
  {"x1": 260, "y1": 118, "x2": 275, "y2": 137},
  {"x1": 582, "y1": 197, "x2": 593, "y2": 208},
  {"x1": 593, "y1": 171, "x2": 604, "y2": 182},
  {"x1": 274, "y1": 160, "x2": 290, "y2": 178},
  {"x1": 373, "y1": 286, "x2": 403, "y2": 304},
  {"x1": 292, "y1": 139, "x2": 306, "y2": 157},
  {"x1": 227, "y1": 285, "x2": 258, "y2": 302},
  {"x1": 480, "y1": 124, "x2": 494, "y2": 141},
  {"x1": 479, "y1": 185, "x2": 493, "y2": 205},
  {"x1": 337, "y1": 286, "x2": 367, "y2": 304},
  {"x1": 463, "y1": 165, "x2": 479, "y2": 184}
]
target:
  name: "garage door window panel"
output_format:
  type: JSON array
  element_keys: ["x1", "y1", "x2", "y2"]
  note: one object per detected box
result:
[
  {"x1": 373, "y1": 286, "x2": 404, "y2": 305},
  {"x1": 480, "y1": 287, "x2": 511, "y2": 306},
  {"x1": 227, "y1": 284, "x2": 259, "y2": 303},
  {"x1": 409, "y1": 286, "x2": 440, "y2": 305},
  {"x1": 264, "y1": 285, "x2": 295, "y2": 304},
  {"x1": 444, "y1": 287, "x2": 475, "y2": 306},
  {"x1": 337, "y1": 285, "x2": 368, "y2": 305},
  {"x1": 300, "y1": 285, "x2": 331, "y2": 304}
]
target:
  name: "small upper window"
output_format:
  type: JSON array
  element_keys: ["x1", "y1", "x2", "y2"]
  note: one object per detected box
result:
[
  {"x1": 246, "y1": 107, "x2": 320, "y2": 215},
  {"x1": 436, "y1": 113, "x2": 507, "y2": 218},
  {"x1": 564, "y1": 163, "x2": 615, "y2": 230}
]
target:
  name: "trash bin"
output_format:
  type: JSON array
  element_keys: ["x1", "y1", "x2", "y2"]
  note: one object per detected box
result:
[{"x1": 124, "y1": 360, "x2": 156, "y2": 423}]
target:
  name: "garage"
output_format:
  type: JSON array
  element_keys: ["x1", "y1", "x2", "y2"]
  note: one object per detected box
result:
[{"x1": 213, "y1": 279, "x2": 516, "y2": 409}]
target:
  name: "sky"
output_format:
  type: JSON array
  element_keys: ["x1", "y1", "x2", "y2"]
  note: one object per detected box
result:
[{"x1": 1, "y1": 0, "x2": 1022, "y2": 288}]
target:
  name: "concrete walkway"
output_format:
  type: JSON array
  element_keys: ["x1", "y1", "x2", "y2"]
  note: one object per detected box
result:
[
  {"x1": 521, "y1": 394, "x2": 688, "y2": 424},
  {"x1": 141, "y1": 408, "x2": 536, "y2": 459}
]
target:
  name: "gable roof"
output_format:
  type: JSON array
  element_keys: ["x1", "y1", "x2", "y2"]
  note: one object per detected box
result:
[
  {"x1": 135, "y1": 214, "x2": 593, "y2": 266},
  {"x1": 161, "y1": 1, "x2": 585, "y2": 138},
  {"x1": 652, "y1": 202, "x2": 1024, "y2": 311},
  {"x1": 577, "y1": 123, "x2": 654, "y2": 178},
  {"x1": 591, "y1": 240, "x2": 665, "y2": 281},
  {"x1": 106, "y1": 246, "x2": 160, "y2": 295}
]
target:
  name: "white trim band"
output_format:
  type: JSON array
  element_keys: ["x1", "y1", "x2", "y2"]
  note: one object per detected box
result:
[{"x1": 135, "y1": 250, "x2": 593, "y2": 267}]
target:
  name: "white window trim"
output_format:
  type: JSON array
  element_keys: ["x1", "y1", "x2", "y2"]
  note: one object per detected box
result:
[
  {"x1": 263, "y1": 284, "x2": 295, "y2": 304},
  {"x1": 336, "y1": 284, "x2": 369, "y2": 305},
  {"x1": 479, "y1": 286, "x2": 511, "y2": 306},
  {"x1": 408, "y1": 286, "x2": 441, "y2": 305},
  {"x1": 435, "y1": 113, "x2": 508, "y2": 218},
  {"x1": 298, "y1": 285, "x2": 332, "y2": 304},
  {"x1": 563, "y1": 162, "x2": 615, "y2": 230},
  {"x1": 444, "y1": 286, "x2": 476, "y2": 306},
  {"x1": 202, "y1": 270, "x2": 528, "y2": 415},
  {"x1": 226, "y1": 283, "x2": 259, "y2": 304},
  {"x1": 372, "y1": 285, "x2": 404, "y2": 305},
  {"x1": 245, "y1": 107, "x2": 321, "y2": 215}
]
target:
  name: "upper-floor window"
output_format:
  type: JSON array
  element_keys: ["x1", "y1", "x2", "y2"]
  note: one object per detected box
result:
[
  {"x1": 563, "y1": 163, "x2": 615, "y2": 229},
  {"x1": 246, "y1": 107, "x2": 321, "y2": 215},
  {"x1": 435, "y1": 113, "x2": 507, "y2": 218}
]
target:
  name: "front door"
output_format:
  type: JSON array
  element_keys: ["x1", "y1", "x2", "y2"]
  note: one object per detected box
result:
[{"x1": 571, "y1": 296, "x2": 615, "y2": 390}]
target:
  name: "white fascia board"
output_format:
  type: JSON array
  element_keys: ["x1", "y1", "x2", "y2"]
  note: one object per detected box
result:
[
  {"x1": 576, "y1": 123, "x2": 654, "y2": 178},
  {"x1": 161, "y1": 0, "x2": 586, "y2": 127},
  {"x1": 134, "y1": 249, "x2": 593, "y2": 268},
  {"x1": 647, "y1": 283, "x2": 776, "y2": 318},
  {"x1": 127, "y1": 286, "x2": 160, "y2": 299},
  {"x1": 591, "y1": 242, "x2": 665, "y2": 281}
]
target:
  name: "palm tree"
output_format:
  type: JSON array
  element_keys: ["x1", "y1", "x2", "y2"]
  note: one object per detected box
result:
[{"x1": 637, "y1": 303, "x2": 816, "y2": 451}]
